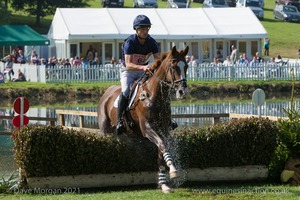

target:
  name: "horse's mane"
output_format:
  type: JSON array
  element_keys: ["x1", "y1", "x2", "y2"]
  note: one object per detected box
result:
[
  {"x1": 149, "y1": 50, "x2": 171, "y2": 72},
  {"x1": 149, "y1": 47, "x2": 186, "y2": 72}
]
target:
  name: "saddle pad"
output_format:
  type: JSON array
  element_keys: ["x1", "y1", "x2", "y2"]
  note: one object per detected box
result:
[{"x1": 113, "y1": 86, "x2": 139, "y2": 108}]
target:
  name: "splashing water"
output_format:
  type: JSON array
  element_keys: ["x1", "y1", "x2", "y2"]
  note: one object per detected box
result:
[{"x1": 163, "y1": 133, "x2": 188, "y2": 188}]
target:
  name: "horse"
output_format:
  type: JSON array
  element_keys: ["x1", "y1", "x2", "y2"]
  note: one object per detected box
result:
[{"x1": 97, "y1": 46, "x2": 189, "y2": 193}]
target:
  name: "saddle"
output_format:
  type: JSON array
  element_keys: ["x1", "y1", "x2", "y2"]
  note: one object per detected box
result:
[{"x1": 114, "y1": 72, "x2": 150, "y2": 133}]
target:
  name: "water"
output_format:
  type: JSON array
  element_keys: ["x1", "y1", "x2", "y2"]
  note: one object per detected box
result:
[{"x1": 0, "y1": 135, "x2": 17, "y2": 176}]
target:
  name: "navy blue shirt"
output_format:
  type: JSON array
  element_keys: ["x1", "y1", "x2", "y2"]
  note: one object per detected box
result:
[{"x1": 122, "y1": 34, "x2": 159, "y2": 67}]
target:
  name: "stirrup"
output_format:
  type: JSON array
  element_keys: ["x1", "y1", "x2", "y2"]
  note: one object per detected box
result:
[{"x1": 116, "y1": 120, "x2": 126, "y2": 135}]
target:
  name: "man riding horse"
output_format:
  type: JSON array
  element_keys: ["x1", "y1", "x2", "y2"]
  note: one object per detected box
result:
[{"x1": 116, "y1": 14, "x2": 177, "y2": 134}]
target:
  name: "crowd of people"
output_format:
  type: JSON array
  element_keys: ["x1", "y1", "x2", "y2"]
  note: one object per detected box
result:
[
  {"x1": 184, "y1": 43, "x2": 292, "y2": 68},
  {"x1": 1, "y1": 38, "x2": 298, "y2": 83}
]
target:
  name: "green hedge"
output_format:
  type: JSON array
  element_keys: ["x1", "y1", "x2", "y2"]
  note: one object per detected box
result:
[{"x1": 12, "y1": 117, "x2": 278, "y2": 180}]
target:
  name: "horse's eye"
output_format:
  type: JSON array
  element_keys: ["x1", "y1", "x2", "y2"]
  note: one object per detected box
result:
[{"x1": 171, "y1": 59, "x2": 176, "y2": 64}]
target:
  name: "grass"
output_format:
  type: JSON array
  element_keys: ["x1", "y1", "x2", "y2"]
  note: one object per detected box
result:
[
  {"x1": 0, "y1": 79, "x2": 293, "y2": 89},
  {"x1": 7, "y1": 0, "x2": 300, "y2": 58},
  {"x1": 0, "y1": 182, "x2": 299, "y2": 199}
]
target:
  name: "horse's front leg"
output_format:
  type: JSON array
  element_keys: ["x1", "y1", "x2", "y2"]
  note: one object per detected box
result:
[
  {"x1": 141, "y1": 121, "x2": 178, "y2": 193},
  {"x1": 162, "y1": 151, "x2": 177, "y2": 179},
  {"x1": 158, "y1": 154, "x2": 172, "y2": 193}
]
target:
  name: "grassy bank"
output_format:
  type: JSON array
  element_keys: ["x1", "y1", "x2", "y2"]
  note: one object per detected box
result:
[
  {"x1": 8, "y1": 0, "x2": 300, "y2": 59},
  {"x1": 0, "y1": 80, "x2": 293, "y2": 89}
]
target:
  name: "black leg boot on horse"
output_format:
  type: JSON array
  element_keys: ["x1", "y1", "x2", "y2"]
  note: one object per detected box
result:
[{"x1": 116, "y1": 93, "x2": 127, "y2": 135}]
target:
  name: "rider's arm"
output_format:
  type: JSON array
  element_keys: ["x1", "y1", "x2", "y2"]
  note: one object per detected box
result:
[{"x1": 124, "y1": 54, "x2": 148, "y2": 71}]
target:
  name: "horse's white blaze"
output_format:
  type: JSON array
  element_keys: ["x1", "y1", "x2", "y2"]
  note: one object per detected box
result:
[{"x1": 177, "y1": 61, "x2": 186, "y2": 80}]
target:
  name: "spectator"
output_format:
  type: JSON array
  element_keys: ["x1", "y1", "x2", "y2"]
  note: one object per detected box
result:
[
  {"x1": 250, "y1": 56, "x2": 259, "y2": 67},
  {"x1": 223, "y1": 56, "x2": 233, "y2": 66},
  {"x1": 264, "y1": 38, "x2": 270, "y2": 56},
  {"x1": 242, "y1": 53, "x2": 250, "y2": 64},
  {"x1": 238, "y1": 55, "x2": 245, "y2": 64},
  {"x1": 81, "y1": 58, "x2": 89, "y2": 68},
  {"x1": 298, "y1": 46, "x2": 300, "y2": 59},
  {"x1": 30, "y1": 50, "x2": 39, "y2": 65},
  {"x1": 40, "y1": 58, "x2": 47, "y2": 65},
  {"x1": 64, "y1": 58, "x2": 72, "y2": 67},
  {"x1": 275, "y1": 54, "x2": 288, "y2": 65},
  {"x1": 86, "y1": 45, "x2": 97, "y2": 61},
  {"x1": 12, "y1": 69, "x2": 26, "y2": 82},
  {"x1": 271, "y1": 57, "x2": 276, "y2": 64},
  {"x1": 91, "y1": 57, "x2": 99, "y2": 65},
  {"x1": 255, "y1": 52, "x2": 263, "y2": 63},
  {"x1": 2, "y1": 54, "x2": 14, "y2": 81},
  {"x1": 185, "y1": 55, "x2": 191, "y2": 64},
  {"x1": 73, "y1": 56, "x2": 82, "y2": 66},
  {"x1": 211, "y1": 57, "x2": 221, "y2": 65},
  {"x1": 46, "y1": 57, "x2": 56, "y2": 67},
  {"x1": 11, "y1": 47, "x2": 20, "y2": 63},
  {"x1": 111, "y1": 56, "x2": 117, "y2": 65},
  {"x1": 17, "y1": 50, "x2": 27, "y2": 64},
  {"x1": 230, "y1": 45, "x2": 238, "y2": 64}
]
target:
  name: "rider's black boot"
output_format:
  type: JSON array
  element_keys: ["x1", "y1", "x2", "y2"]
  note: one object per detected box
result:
[
  {"x1": 116, "y1": 93, "x2": 127, "y2": 135},
  {"x1": 169, "y1": 119, "x2": 178, "y2": 130}
]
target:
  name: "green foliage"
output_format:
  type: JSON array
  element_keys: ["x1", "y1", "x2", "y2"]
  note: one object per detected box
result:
[
  {"x1": 277, "y1": 116, "x2": 300, "y2": 159},
  {"x1": 10, "y1": 0, "x2": 89, "y2": 25},
  {"x1": 0, "y1": 2, "x2": 11, "y2": 24},
  {"x1": 276, "y1": 70, "x2": 300, "y2": 158},
  {"x1": 0, "y1": 173, "x2": 17, "y2": 194},
  {"x1": 12, "y1": 118, "x2": 279, "y2": 188},
  {"x1": 267, "y1": 145, "x2": 289, "y2": 183}
]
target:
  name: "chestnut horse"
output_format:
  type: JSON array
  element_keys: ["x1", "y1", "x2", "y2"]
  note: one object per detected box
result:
[{"x1": 97, "y1": 46, "x2": 189, "y2": 193}]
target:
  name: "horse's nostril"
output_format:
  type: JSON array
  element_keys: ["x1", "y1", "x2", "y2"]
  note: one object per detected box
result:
[{"x1": 179, "y1": 90, "x2": 184, "y2": 95}]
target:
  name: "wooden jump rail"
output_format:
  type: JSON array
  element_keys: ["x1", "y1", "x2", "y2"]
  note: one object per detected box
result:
[
  {"x1": 55, "y1": 110, "x2": 289, "y2": 131},
  {"x1": 0, "y1": 115, "x2": 57, "y2": 135},
  {"x1": 55, "y1": 109, "x2": 230, "y2": 129}
]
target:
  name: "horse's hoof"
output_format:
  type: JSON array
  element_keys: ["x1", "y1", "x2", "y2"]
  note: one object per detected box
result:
[
  {"x1": 169, "y1": 171, "x2": 178, "y2": 179},
  {"x1": 161, "y1": 184, "x2": 172, "y2": 194}
]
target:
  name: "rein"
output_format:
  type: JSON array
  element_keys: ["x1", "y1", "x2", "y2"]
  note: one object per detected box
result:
[{"x1": 146, "y1": 58, "x2": 183, "y2": 89}]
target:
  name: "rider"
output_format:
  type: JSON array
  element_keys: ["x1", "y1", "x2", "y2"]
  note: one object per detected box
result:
[{"x1": 116, "y1": 14, "x2": 161, "y2": 134}]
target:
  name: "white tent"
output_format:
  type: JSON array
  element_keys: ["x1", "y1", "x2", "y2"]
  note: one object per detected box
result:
[
  {"x1": 48, "y1": 7, "x2": 267, "y2": 40},
  {"x1": 47, "y1": 7, "x2": 268, "y2": 63}
]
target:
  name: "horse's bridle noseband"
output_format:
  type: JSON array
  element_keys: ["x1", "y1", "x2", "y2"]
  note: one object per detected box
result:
[{"x1": 168, "y1": 58, "x2": 188, "y2": 89}]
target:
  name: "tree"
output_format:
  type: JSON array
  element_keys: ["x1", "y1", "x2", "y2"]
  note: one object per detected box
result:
[
  {"x1": 11, "y1": 0, "x2": 89, "y2": 25},
  {"x1": 0, "y1": 1, "x2": 11, "y2": 24}
]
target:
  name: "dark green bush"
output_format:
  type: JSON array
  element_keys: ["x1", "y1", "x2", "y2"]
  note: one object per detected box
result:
[
  {"x1": 13, "y1": 126, "x2": 158, "y2": 178},
  {"x1": 173, "y1": 117, "x2": 278, "y2": 169},
  {"x1": 12, "y1": 117, "x2": 279, "y2": 184}
]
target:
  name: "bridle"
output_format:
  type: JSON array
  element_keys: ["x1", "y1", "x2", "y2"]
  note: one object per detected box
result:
[{"x1": 146, "y1": 57, "x2": 188, "y2": 90}]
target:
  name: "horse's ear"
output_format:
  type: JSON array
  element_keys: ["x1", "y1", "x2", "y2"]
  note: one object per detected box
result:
[
  {"x1": 171, "y1": 46, "x2": 177, "y2": 55},
  {"x1": 183, "y1": 46, "x2": 189, "y2": 56}
]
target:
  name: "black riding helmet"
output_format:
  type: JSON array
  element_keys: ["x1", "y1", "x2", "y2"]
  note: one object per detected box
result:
[{"x1": 133, "y1": 15, "x2": 152, "y2": 30}]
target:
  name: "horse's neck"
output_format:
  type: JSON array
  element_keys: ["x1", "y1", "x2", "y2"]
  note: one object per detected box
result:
[{"x1": 147, "y1": 61, "x2": 170, "y2": 100}]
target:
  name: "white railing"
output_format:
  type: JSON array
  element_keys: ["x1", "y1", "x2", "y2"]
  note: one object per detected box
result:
[{"x1": 1, "y1": 62, "x2": 300, "y2": 83}]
